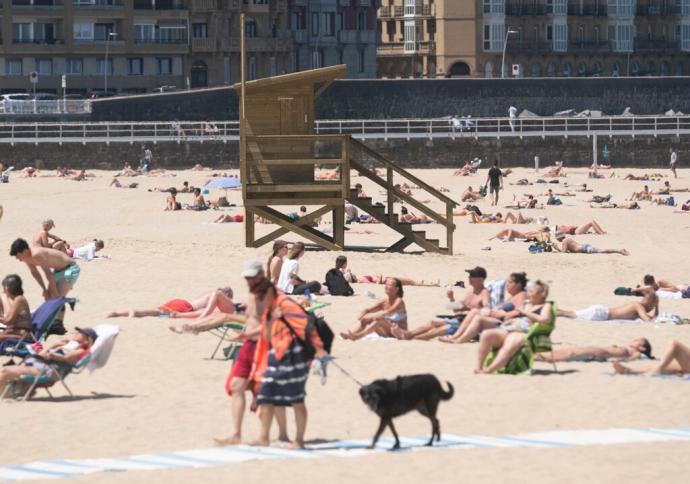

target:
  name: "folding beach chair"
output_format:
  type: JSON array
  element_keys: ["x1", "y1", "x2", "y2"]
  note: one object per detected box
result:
[
  {"x1": 0, "y1": 297, "x2": 77, "y2": 357},
  {"x1": 1, "y1": 166, "x2": 14, "y2": 183},
  {"x1": 208, "y1": 322, "x2": 245, "y2": 360},
  {"x1": 483, "y1": 302, "x2": 558, "y2": 375}
]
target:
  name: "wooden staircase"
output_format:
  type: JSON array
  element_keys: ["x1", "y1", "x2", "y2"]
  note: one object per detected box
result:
[{"x1": 347, "y1": 138, "x2": 458, "y2": 254}]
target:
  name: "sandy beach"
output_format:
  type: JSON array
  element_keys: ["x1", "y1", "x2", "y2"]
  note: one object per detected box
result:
[{"x1": 2, "y1": 165, "x2": 690, "y2": 483}]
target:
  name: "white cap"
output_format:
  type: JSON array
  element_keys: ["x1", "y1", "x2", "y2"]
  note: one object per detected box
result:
[{"x1": 241, "y1": 260, "x2": 264, "y2": 278}]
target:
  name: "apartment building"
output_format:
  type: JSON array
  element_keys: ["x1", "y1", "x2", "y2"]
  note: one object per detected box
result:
[
  {"x1": 480, "y1": 0, "x2": 690, "y2": 78},
  {"x1": 289, "y1": 0, "x2": 379, "y2": 79},
  {"x1": 0, "y1": 0, "x2": 376, "y2": 96}
]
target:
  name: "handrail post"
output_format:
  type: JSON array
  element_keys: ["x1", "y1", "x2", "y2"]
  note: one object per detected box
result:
[
  {"x1": 387, "y1": 166, "x2": 394, "y2": 225},
  {"x1": 446, "y1": 202, "x2": 453, "y2": 255}
]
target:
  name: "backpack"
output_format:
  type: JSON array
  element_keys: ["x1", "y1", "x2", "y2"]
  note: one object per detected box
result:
[
  {"x1": 281, "y1": 311, "x2": 334, "y2": 360},
  {"x1": 324, "y1": 268, "x2": 354, "y2": 296}
]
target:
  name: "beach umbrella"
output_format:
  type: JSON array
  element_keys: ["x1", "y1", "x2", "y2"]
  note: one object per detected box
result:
[{"x1": 203, "y1": 177, "x2": 241, "y2": 191}]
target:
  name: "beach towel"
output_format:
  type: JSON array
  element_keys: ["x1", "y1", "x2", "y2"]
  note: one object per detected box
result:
[
  {"x1": 485, "y1": 279, "x2": 507, "y2": 309},
  {"x1": 87, "y1": 324, "x2": 119, "y2": 372}
]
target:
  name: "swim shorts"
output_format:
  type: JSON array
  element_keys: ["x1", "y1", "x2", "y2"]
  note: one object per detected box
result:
[
  {"x1": 489, "y1": 184, "x2": 500, "y2": 194},
  {"x1": 575, "y1": 304, "x2": 609, "y2": 321},
  {"x1": 225, "y1": 339, "x2": 258, "y2": 395},
  {"x1": 158, "y1": 299, "x2": 193, "y2": 314},
  {"x1": 580, "y1": 244, "x2": 599, "y2": 254},
  {"x1": 53, "y1": 263, "x2": 80, "y2": 288}
]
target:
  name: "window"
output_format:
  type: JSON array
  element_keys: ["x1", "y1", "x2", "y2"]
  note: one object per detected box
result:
[
  {"x1": 607, "y1": 0, "x2": 635, "y2": 17},
  {"x1": 577, "y1": 25, "x2": 585, "y2": 44},
  {"x1": 36, "y1": 59, "x2": 53, "y2": 75},
  {"x1": 323, "y1": 13, "x2": 335, "y2": 36},
  {"x1": 192, "y1": 22, "x2": 208, "y2": 38},
  {"x1": 96, "y1": 58, "x2": 113, "y2": 75},
  {"x1": 311, "y1": 13, "x2": 319, "y2": 35},
  {"x1": 683, "y1": 0, "x2": 690, "y2": 16},
  {"x1": 553, "y1": 23, "x2": 567, "y2": 51},
  {"x1": 483, "y1": 23, "x2": 504, "y2": 51},
  {"x1": 681, "y1": 23, "x2": 690, "y2": 51},
  {"x1": 311, "y1": 49, "x2": 323, "y2": 69},
  {"x1": 73, "y1": 22, "x2": 94, "y2": 40},
  {"x1": 134, "y1": 24, "x2": 154, "y2": 42},
  {"x1": 358, "y1": 49, "x2": 366, "y2": 73},
  {"x1": 553, "y1": 0, "x2": 567, "y2": 14},
  {"x1": 127, "y1": 58, "x2": 143, "y2": 75},
  {"x1": 66, "y1": 58, "x2": 83, "y2": 75},
  {"x1": 594, "y1": 26, "x2": 600, "y2": 43},
  {"x1": 245, "y1": 18, "x2": 257, "y2": 37},
  {"x1": 6, "y1": 59, "x2": 23, "y2": 76},
  {"x1": 546, "y1": 25, "x2": 553, "y2": 41},
  {"x1": 357, "y1": 10, "x2": 366, "y2": 30},
  {"x1": 157, "y1": 57, "x2": 172, "y2": 75},
  {"x1": 94, "y1": 23, "x2": 115, "y2": 41},
  {"x1": 224, "y1": 56, "x2": 230, "y2": 84},
  {"x1": 269, "y1": 56, "x2": 276, "y2": 76},
  {"x1": 248, "y1": 56, "x2": 257, "y2": 80},
  {"x1": 12, "y1": 23, "x2": 32, "y2": 42},
  {"x1": 609, "y1": 23, "x2": 634, "y2": 52},
  {"x1": 483, "y1": 0, "x2": 505, "y2": 14},
  {"x1": 404, "y1": 20, "x2": 419, "y2": 52}
]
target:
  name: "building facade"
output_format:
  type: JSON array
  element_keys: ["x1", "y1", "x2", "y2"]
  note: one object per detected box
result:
[{"x1": 0, "y1": 0, "x2": 377, "y2": 96}]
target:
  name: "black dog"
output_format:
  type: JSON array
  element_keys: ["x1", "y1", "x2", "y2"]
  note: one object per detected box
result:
[{"x1": 359, "y1": 374, "x2": 454, "y2": 449}]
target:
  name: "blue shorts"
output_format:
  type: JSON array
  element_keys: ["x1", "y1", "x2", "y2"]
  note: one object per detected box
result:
[
  {"x1": 444, "y1": 318, "x2": 461, "y2": 336},
  {"x1": 53, "y1": 263, "x2": 80, "y2": 288},
  {"x1": 580, "y1": 244, "x2": 598, "y2": 254}
]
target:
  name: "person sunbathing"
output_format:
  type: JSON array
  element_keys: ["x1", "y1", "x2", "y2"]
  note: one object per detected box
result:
[
  {"x1": 586, "y1": 194, "x2": 612, "y2": 203},
  {"x1": 214, "y1": 214, "x2": 244, "y2": 223},
  {"x1": 558, "y1": 293, "x2": 658, "y2": 323},
  {"x1": 461, "y1": 186, "x2": 482, "y2": 201},
  {"x1": 341, "y1": 278, "x2": 406, "y2": 340},
  {"x1": 399, "y1": 206, "x2": 432, "y2": 224},
  {"x1": 541, "y1": 188, "x2": 575, "y2": 197},
  {"x1": 590, "y1": 201, "x2": 640, "y2": 209},
  {"x1": 502, "y1": 211, "x2": 537, "y2": 224},
  {"x1": 553, "y1": 236, "x2": 629, "y2": 255},
  {"x1": 475, "y1": 280, "x2": 553, "y2": 374},
  {"x1": 110, "y1": 178, "x2": 138, "y2": 189},
  {"x1": 454, "y1": 161, "x2": 473, "y2": 176},
  {"x1": 341, "y1": 258, "x2": 439, "y2": 287},
  {"x1": 631, "y1": 185, "x2": 652, "y2": 201},
  {"x1": 316, "y1": 168, "x2": 339, "y2": 181},
  {"x1": 169, "y1": 303, "x2": 246, "y2": 335},
  {"x1": 651, "y1": 196, "x2": 676, "y2": 206},
  {"x1": 572, "y1": 183, "x2": 592, "y2": 192},
  {"x1": 165, "y1": 189, "x2": 181, "y2": 211},
  {"x1": 33, "y1": 219, "x2": 69, "y2": 253},
  {"x1": 536, "y1": 337, "x2": 652, "y2": 363},
  {"x1": 392, "y1": 267, "x2": 489, "y2": 341},
  {"x1": 470, "y1": 212, "x2": 503, "y2": 223},
  {"x1": 612, "y1": 340, "x2": 690, "y2": 376},
  {"x1": 543, "y1": 162, "x2": 565, "y2": 178},
  {"x1": 504, "y1": 194, "x2": 539, "y2": 209},
  {"x1": 187, "y1": 188, "x2": 209, "y2": 210},
  {"x1": 489, "y1": 226, "x2": 550, "y2": 241},
  {"x1": 554, "y1": 220, "x2": 606, "y2": 236},
  {"x1": 0, "y1": 327, "x2": 96, "y2": 395},
  {"x1": 106, "y1": 287, "x2": 235, "y2": 319},
  {"x1": 440, "y1": 272, "x2": 528, "y2": 344},
  {"x1": 70, "y1": 170, "x2": 87, "y2": 181},
  {"x1": 67, "y1": 239, "x2": 105, "y2": 261},
  {"x1": 0, "y1": 275, "x2": 32, "y2": 342},
  {"x1": 21, "y1": 167, "x2": 39, "y2": 177},
  {"x1": 116, "y1": 163, "x2": 137, "y2": 177},
  {"x1": 624, "y1": 173, "x2": 665, "y2": 181}
]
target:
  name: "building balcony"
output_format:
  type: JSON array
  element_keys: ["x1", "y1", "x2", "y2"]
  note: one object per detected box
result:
[
  {"x1": 71, "y1": 38, "x2": 126, "y2": 52},
  {"x1": 241, "y1": 0, "x2": 269, "y2": 13},
  {"x1": 10, "y1": 38, "x2": 67, "y2": 52},
  {"x1": 134, "y1": 37, "x2": 188, "y2": 44},
  {"x1": 378, "y1": 41, "x2": 435, "y2": 56},
  {"x1": 73, "y1": 0, "x2": 125, "y2": 8},
  {"x1": 191, "y1": 0, "x2": 216, "y2": 11},
  {"x1": 221, "y1": 36, "x2": 291, "y2": 52},
  {"x1": 569, "y1": 41, "x2": 612, "y2": 53},
  {"x1": 505, "y1": 41, "x2": 553, "y2": 53},
  {"x1": 191, "y1": 37, "x2": 217, "y2": 52},
  {"x1": 505, "y1": 3, "x2": 548, "y2": 15},
  {"x1": 380, "y1": 3, "x2": 435, "y2": 18},
  {"x1": 132, "y1": 0, "x2": 187, "y2": 10},
  {"x1": 567, "y1": 4, "x2": 608, "y2": 16},
  {"x1": 338, "y1": 29, "x2": 377, "y2": 44},
  {"x1": 11, "y1": 0, "x2": 66, "y2": 15},
  {"x1": 635, "y1": 38, "x2": 680, "y2": 52},
  {"x1": 635, "y1": 4, "x2": 680, "y2": 16}
]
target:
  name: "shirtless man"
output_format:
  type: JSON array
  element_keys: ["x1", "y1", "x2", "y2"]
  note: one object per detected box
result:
[
  {"x1": 33, "y1": 219, "x2": 68, "y2": 253},
  {"x1": 631, "y1": 185, "x2": 651, "y2": 201},
  {"x1": 553, "y1": 236, "x2": 629, "y2": 255},
  {"x1": 392, "y1": 266, "x2": 490, "y2": 341},
  {"x1": 213, "y1": 260, "x2": 289, "y2": 445},
  {"x1": 558, "y1": 292, "x2": 658, "y2": 323},
  {"x1": 10, "y1": 238, "x2": 80, "y2": 300}
]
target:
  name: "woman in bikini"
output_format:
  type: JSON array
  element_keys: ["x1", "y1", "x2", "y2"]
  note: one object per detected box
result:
[
  {"x1": 612, "y1": 340, "x2": 690, "y2": 376},
  {"x1": 536, "y1": 337, "x2": 652, "y2": 363},
  {"x1": 475, "y1": 280, "x2": 554, "y2": 374},
  {"x1": 341, "y1": 278, "x2": 407, "y2": 341},
  {"x1": 340, "y1": 258, "x2": 439, "y2": 287},
  {"x1": 266, "y1": 240, "x2": 289, "y2": 286},
  {"x1": 489, "y1": 226, "x2": 550, "y2": 241},
  {"x1": 554, "y1": 220, "x2": 606, "y2": 236},
  {"x1": 0, "y1": 275, "x2": 32, "y2": 343},
  {"x1": 440, "y1": 272, "x2": 528, "y2": 344}
]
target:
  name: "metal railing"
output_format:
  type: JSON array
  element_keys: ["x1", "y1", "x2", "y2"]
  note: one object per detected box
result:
[
  {"x1": 0, "y1": 100, "x2": 92, "y2": 115},
  {"x1": 2, "y1": 115, "x2": 690, "y2": 144}
]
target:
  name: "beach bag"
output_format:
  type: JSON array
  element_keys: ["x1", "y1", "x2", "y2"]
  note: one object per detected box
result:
[
  {"x1": 282, "y1": 311, "x2": 334, "y2": 359},
  {"x1": 614, "y1": 287, "x2": 633, "y2": 296},
  {"x1": 324, "y1": 268, "x2": 354, "y2": 296},
  {"x1": 479, "y1": 186, "x2": 487, "y2": 197},
  {"x1": 667, "y1": 196, "x2": 675, "y2": 206}
]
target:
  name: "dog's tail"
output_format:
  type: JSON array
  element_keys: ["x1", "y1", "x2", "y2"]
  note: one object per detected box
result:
[{"x1": 440, "y1": 382, "x2": 454, "y2": 401}]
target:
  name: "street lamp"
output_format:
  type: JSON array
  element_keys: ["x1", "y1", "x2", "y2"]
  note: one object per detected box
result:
[
  {"x1": 104, "y1": 32, "x2": 118, "y2": 94},
  {"x1": 501, "y1": 28, "x2": 519, "y2": 78}
]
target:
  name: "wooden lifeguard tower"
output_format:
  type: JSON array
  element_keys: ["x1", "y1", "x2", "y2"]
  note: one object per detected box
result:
[{"x1": 233, "y1": 65, "x2": 458, "y2": 254}]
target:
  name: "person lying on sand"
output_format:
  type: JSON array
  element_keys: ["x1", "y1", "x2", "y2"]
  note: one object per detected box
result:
[
  {"x1": 21, "y1": 167, "x2": 39, "y2": 177},
  {"x1": 107, "y1": 287, "x2": 235, "y2": 319},
  {"x1": 110, "y1": 178, "x2": 138, "y2": 189},
  {"x1": 340, "y1": 278, "x2": 406, "y2": 341},
  {"x1": 392, "y1": 267, "x2": 489, "y2": 341},
  {"x1": 558, "y1": 293, "x2": 658, "y2": 323},
  {"x1": 586, "y1": 194, "x2": 612, "y2": 203},
  {"x1": 150, "y1": 181, "x2": 194, "y2": 193},
  {"x1": 554, "y1": 220, "x2": 606, "y2": 236},
  {"x1": 214, "y1": 214, "x2": 244, "y2": 223},
  {"x1": 541, "y1": 188, "x2": 575, "y2": 197},
  {"x1": 553, "y1": 236, "x2": 629, "y2": 255},
  {"x1": 67, "y1": 239, "x2": 105, "y2": 261},
  {"x1": 489, "y1": 226, "x2": 550, "y2": 242},
  {"x1": 503, "y1": 211, "x2": 537, "y2": 224},
  {"x1": 33, "y1": 219, "x2": 68, "y2": 253},
  {"x1": 339, "y1": 258, "x2": 439, "y2": 287},
  {"x1": 612, "y1": 340, "x2": 690, "y2": 375},
  {"x1": 651, "y1": 196, "x2": 676, "y2": 206},
  {"x1": 439, "y1": 272, "x2": 528, "y2": 344},
  {"x1": 590, "y1": 201, "x2": 640, "y2": 209},
  {"x1": 624, "y1": 173, "x2": 665, "y2": 181},
  {"x1": 630, "y1": 275, "x2": 689, "y2": 297},
  {"x1": 536, "y1": 338, "x2": 652, "y2": 363},
  {"x1": 470, "y1": 212, "x2": 503, "y2": 223},
  {"x1": 504, "y1": 194, "x2": 540, "y2": 209},
  {"x1": 70, "y1": 170, "x2": 87, "y2": 181},
  {"x1": 571, "y1": 183, "x2": 593, "y2": 192},
  {"x1": 399, "y1": 206, "x2": 432, "y2": 224}
]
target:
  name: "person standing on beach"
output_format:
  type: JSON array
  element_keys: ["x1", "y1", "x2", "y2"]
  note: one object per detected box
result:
[
  {"x1": 140, "y1": 145, "x2": 153, "y2": 172},
  {"x1": 485, "y1": 160, "x2": 504, "y2": 206},
  {"x1": 214, "y1": 260, "x2": 290, "y2": 445},
  {"x1": 10, "y1": 238, "x2": 80, "y2": 300},
  {"x1": 508, "y1": 105, "x2": 518, "y2": 132},
  {"x1": 670, "y1": 149, "x2": 678, "y2": 178}
]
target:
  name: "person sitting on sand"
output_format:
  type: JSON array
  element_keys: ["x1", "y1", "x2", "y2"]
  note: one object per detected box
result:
[
  {"x1": 590, "y1": 201, "x2": 640, "y2": 209},
  {"x1": 489, "y1": 226, "x2": 550, "y2": 242},
  {"x1": 165, "y1": 189, "x2": 181, "y2": 211},
  {"x1": 71, "y1": 170, "x2": 87, "y2": 181},
  {"x1": 392, "y1": 267, "x2": 490, "y2": 341},
  {"x1": 553, "y1": 235, "x2": 629, "y2": 255},
  {"x1": 631, "y1": 185, "x2": 652, "y2": 201},
  {"x1": 554, "y1": 220, "x2": 606, "y2": 236},
  {"x1": 504, "y1": 194, "x2": 540, "y2": 209},
  {"x1": 110, "y1": 178, "x2": 138, "y2": 189},
  {"x1": 277, "y1": 242, "x2": 325, "y2": 295},
  {"x1": 21, "y1": 167, "x2": 39, "y2": 177},
  {"x1": 470, "y1": 212, "x2": 503, "y2": 224},
  {"x1": 536, "y1": 337, "x2": 652, "y2": 363},
  {"x1": 116, "y1": 161, "x2": 137, "y2": 177},
  {"x1": 353, "y1": 183, "x2": 367, "y2": 198},
  {"x1": 543, "y1": 162, "x2": 565, "y2": 178},
  {"x1": 11, "y1": 238, "x2": 80, "y2": 300},
  {"x1": 558, "y1": 293, "x2": 658, "y2": 323},
  {"x1": 612, "y1": 340, "x2": 690, "y2": 376},
  {"x1": 475, "y1": 280, "x2": 554, "y2": 374},
  {"x1": 0, "y1": 275, "x2": 32, "y2": 342},
  {"x1": 339, "y1": 256, "x2": 439, "y2": 287},
  {"x1": 267, "y1": 240, "x2": 289, "y2": 286},
  {"x1": 107, "y1": 287, "x2": 235, "y2": 319},
  {"x1": 187, "y1": 188, "x2": 208, "y2": 210},
  {"x1": 341, "y1": 278, "x2": 406, "y2": 341},
  {"x1": 33, "y1": 219, "x2": 68, "y2": 253},
  {"x1": 462, "y1": 186, "x2": 482, "y2": 202},
  {"x1": 67, "y1": 239, "x2": 105, "y2": 262},
  {"x1": 453, "y1": 204, "x2": 481, "y2": 217},
  {"x1": 454, "y1": 161, "x2": 473, "y2": 176},
  {"x1": 399, "y1": 206, "x2": 432, "y2": 224},
  {"x1": 440, "y1": 272, "x2": 528, "y2": 344},
  {"x1": 0, "y1": 327, "x2": 97, "y2": 395}
]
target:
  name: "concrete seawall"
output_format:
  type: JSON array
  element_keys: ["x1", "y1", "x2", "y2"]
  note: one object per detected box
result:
[{"x1": 3, "y1": 135, "x2": 685, "y2": 170}]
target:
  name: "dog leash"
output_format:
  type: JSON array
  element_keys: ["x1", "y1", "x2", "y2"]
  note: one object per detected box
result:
[{"x1": 323, "y1": 356, "x2": 364, "y2": 387}]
